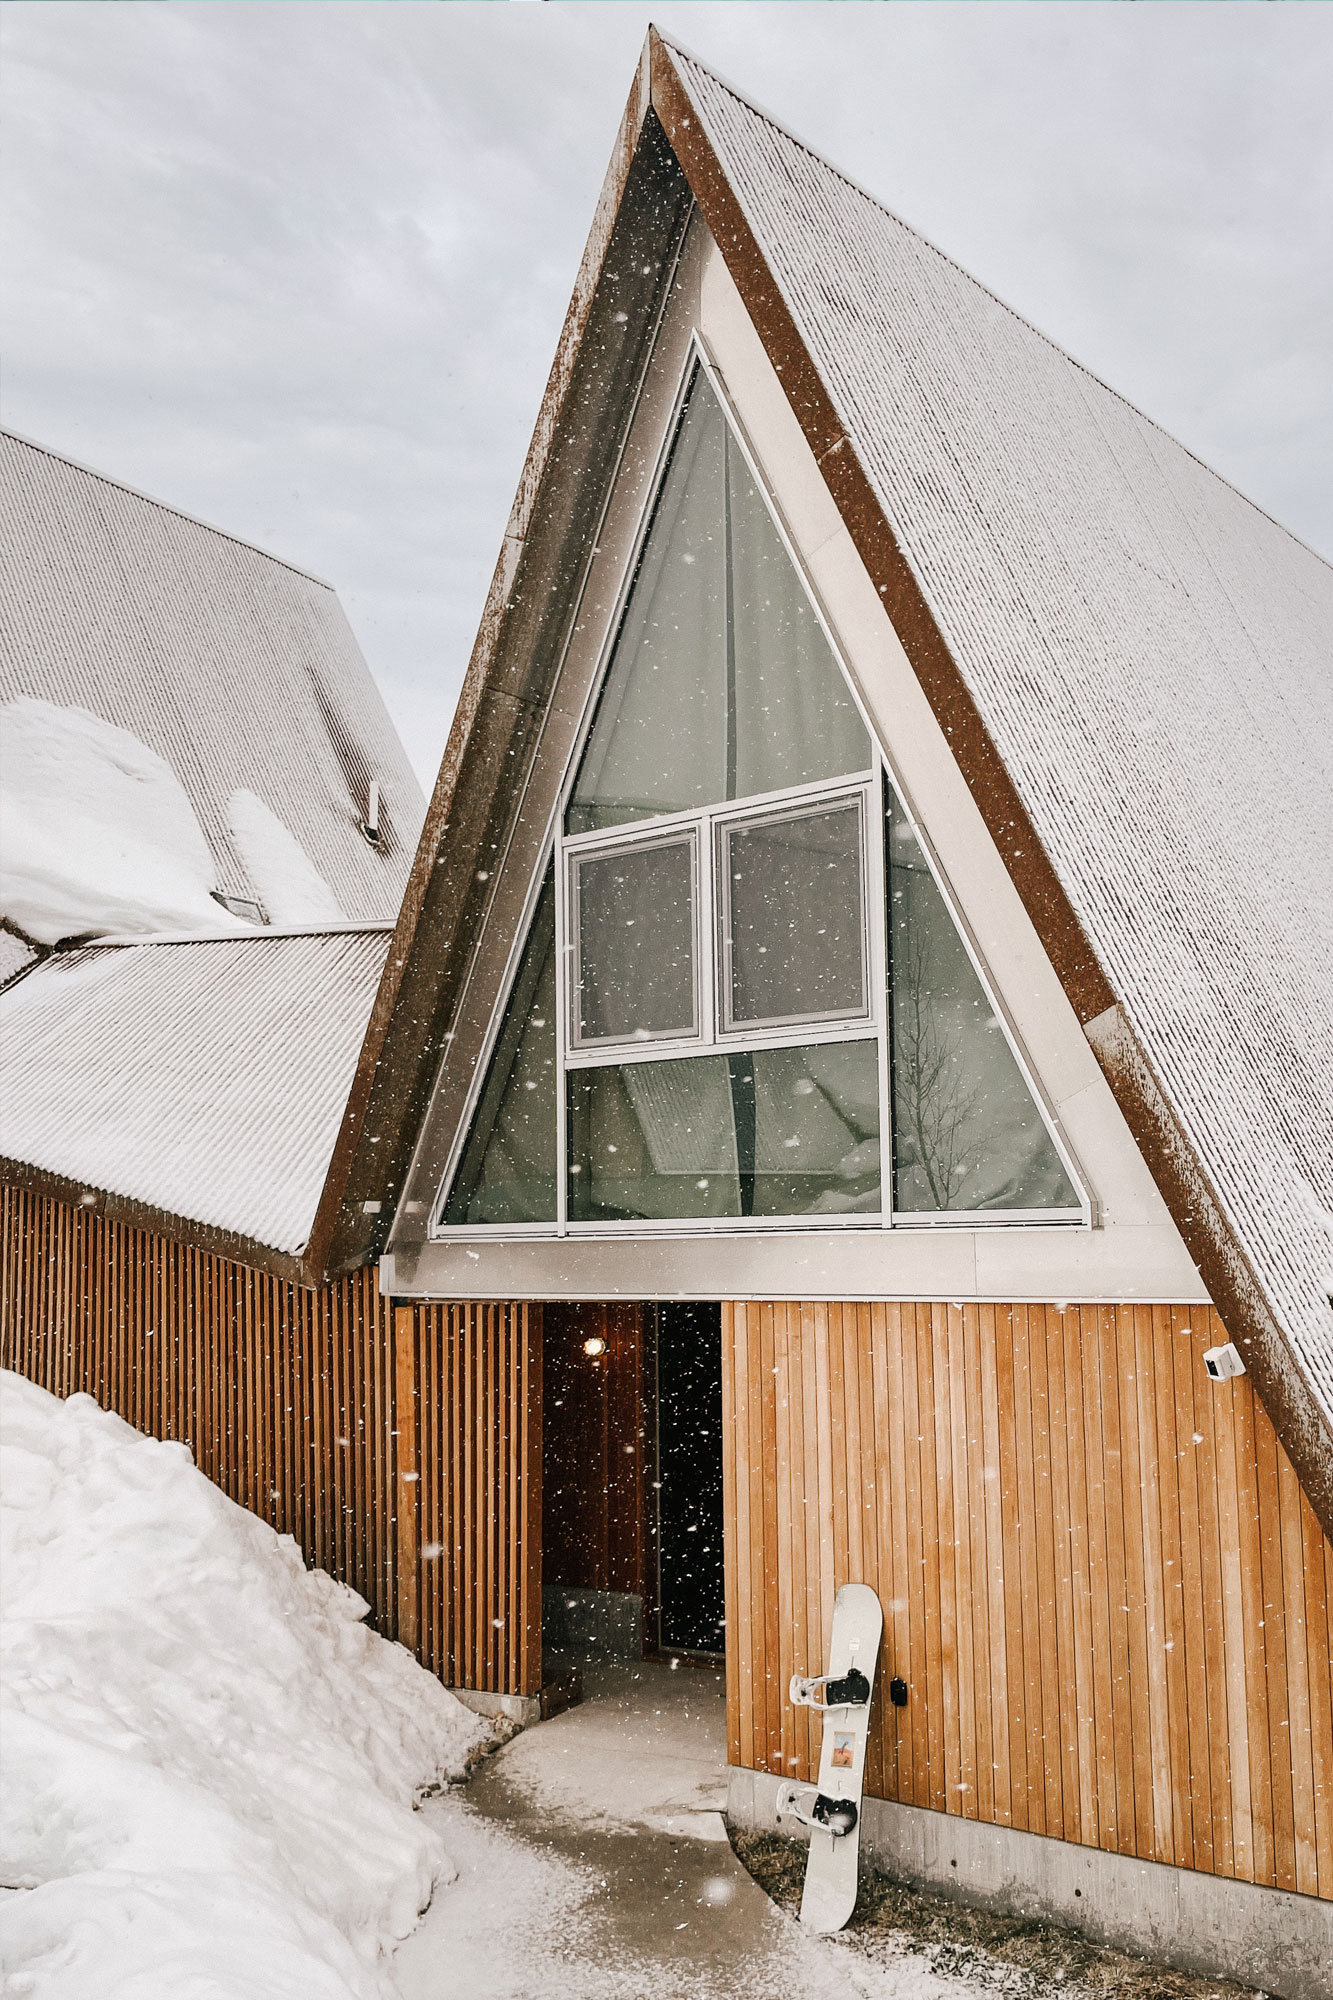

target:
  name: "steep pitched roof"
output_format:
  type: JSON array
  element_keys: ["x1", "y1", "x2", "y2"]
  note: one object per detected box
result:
[
  {"x1": 0, "y1": 929, "x2": 391, "y2": 1272},
  {"x1": 0, "y1": 430, "x2": 424, "y2": 923},
  {"x1": 287, "y1": 34, "x2": 1333, "y2": 1532}
]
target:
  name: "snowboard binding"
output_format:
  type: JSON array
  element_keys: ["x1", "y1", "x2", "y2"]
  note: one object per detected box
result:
[
  {"x1": 777, "y1": 1782, "x2": 860, "y2": 1839},
  {"x1": 788, "y1": 1665, "x2": 871, "y2": 1713}
]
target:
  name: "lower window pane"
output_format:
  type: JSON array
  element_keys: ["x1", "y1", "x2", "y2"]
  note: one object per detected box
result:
[{"x1": 567, "y1": 1040, "x2": 880, "y2": 1223}]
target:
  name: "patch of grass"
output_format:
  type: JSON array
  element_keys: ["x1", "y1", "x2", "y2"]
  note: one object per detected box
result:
[{"x1": 730, "y1": 1829, "x2": 1266, "y2": 2000}]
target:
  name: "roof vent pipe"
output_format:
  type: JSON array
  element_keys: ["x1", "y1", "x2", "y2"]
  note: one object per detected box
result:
[{"x1": 362, "y1": 779, "x2": 381, "y2": 848}]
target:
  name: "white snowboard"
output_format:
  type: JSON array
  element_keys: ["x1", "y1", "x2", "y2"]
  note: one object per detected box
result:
[{"x1": 778, "y1": 1580, "x2": 883, "y2": 1933}]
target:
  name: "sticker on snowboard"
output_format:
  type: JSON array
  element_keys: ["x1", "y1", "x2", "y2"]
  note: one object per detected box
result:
[{"x1": 777, "y1": 1580, "x2": 883, "y2": 1932}]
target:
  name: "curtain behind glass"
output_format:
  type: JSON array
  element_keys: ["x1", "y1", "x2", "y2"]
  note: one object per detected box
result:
[
  {"x1": 886, "y1": 789, "x2": 1079, "y2": 1212},
  {"x1": 567, "y1": 368, "x2": 870, "y2": 833},
  {"x1": 442, "y1": 869, "x2": 557, "y2": 1224},
  {"x1": 567, "y1": 378, "x2": 728, "y2": 832}
]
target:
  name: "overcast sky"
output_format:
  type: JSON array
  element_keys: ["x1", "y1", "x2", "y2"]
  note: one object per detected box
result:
[{"x1": 3, "y1": 2, "x2": 1330, "y2": 788}]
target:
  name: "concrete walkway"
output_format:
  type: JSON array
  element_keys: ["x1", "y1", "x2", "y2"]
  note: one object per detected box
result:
[{"x1": 394, "y1": 1660, "x2": 999, "y2": 2000}]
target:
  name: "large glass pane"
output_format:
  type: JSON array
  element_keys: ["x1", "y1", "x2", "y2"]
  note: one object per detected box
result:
[
  {"x1": 723, "y1": 801, "x2": 867, "y2": 1029},
  {"x1": 567, "y1": 1040, "x2": 880, "y2": 1222},
  {"x1": 572, "y1": 837, "x2": 697, "y2": 1044},
  {"x1": 568, "y1": 1055, "x2": 740, "y2": 1222},
  {"x1": 567, "y1": 368, "x2": 870, "y2": 834},
  {"x1": 442, "y1": 869, "x2": 556, "y2": 1225},
  {"x1": 886, "y1": 788, "x2": 1080, "y2": 1212},
  {"x1": 750, "y1": 1041, "x2": 880, "y2": 1216}
]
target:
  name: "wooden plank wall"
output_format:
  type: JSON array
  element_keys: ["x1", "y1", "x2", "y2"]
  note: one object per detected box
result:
[
  {"x1": 394, "y1": 1299, "x2": 542, "y2": 1697},
  {"x1": 1, "y1": 1187, "x2": 541, "y2": 1696},
  {"x1": 723, "y1": 1300, "x2": 1333, "y2": 1900}
]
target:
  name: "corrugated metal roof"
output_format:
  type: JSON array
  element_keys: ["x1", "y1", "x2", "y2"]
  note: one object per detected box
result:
[
  {"x1": 0, "y1": 930, "x2": 391, "y2": 1255},
  {"x1": 670, "y1": 47, "x2": 1333, "y2": 1431},
  {"x1": 0, "y1": 430, "x2": 424, "y2": 921}
]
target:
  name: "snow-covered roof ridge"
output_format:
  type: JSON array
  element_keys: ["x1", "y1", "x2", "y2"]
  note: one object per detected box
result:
[
  {"x1": 658, "y1": 38, "x2": 1333, "y2": 1471},
  {"x1": 661, "y1": 36, "x2": 1333, "y2": 570},
  {"x1": 0, "y1": 930, "x2": 393, "y2": 1261},
  {"x1": 0, "y1": 428, "x2": 335, "y2": 587}
]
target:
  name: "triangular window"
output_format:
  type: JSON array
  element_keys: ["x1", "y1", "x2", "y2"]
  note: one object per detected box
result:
[
  {"x1": 567, "y1": 366, "x2": 870, "y2": 834},
  {"x1": 439, "y1": 354, "x2": 1082, "y2": 1234}
]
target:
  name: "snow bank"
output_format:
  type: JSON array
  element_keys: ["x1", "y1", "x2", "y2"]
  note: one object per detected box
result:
[
  {"x1": 228, "y1": 787, "x2": 344, "y2": 927},
  {"x1": 0, "y1": 699, "x2": 248, "y2": 944},
  {"x1": 0, "y1": 1372, "x2": 488, "y2": 1998}
]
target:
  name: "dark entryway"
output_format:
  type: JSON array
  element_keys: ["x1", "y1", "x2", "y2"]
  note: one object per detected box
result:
[
  {"x1": 540, "y1": 1300, "x2": 724, "y2": 1664},
  {"x1": 653, "y1": 1302, "x2": 725, "y2": 1656}
]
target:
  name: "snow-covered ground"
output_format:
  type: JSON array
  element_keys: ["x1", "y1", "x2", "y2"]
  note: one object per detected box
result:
[{"x1": 0, "y1": 1372, "x2": 488, "y2": 1999}]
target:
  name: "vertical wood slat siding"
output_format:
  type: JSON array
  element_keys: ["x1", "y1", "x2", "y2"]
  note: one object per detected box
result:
[
  {"x1": 395, "y1": 1299, "x2": 542, "y2": 1698},
  {"x1": 724, "y1": 1299, "x2": 1333, "y2": 1900},
  {"x1": 1, "y1": 1189, "x2": 542, "y2": 1698},
  {"x1": 1, "y1": 1185, "x2": 399, "y2": 1629}
]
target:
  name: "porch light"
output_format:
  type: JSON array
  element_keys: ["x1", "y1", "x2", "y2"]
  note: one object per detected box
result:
[{"x1": 583, "y1": 1336, "x2": 607, "y2": 1358}]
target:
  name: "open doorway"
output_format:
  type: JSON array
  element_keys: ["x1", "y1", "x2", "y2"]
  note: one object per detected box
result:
[
  {"x1": 651, "y1": 1303, "x2": 725, "y2": 1658},
  {"x1": 540, "y1": 1301, "x2": 724, "y2": 1665}
]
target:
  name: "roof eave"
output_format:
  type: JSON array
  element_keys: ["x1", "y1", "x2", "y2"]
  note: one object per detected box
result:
[
  {"x1": 1, "y1": 1157, "x2": 313, "y2": 1288},
  {"x1": 302, "y1": 39, "x2": 680, "y2": 1284}
]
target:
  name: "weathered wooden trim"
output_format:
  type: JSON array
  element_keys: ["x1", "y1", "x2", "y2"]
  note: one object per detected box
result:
[{"x1": 0, "y1": 1155, "x2": 309, "y2": 1286}]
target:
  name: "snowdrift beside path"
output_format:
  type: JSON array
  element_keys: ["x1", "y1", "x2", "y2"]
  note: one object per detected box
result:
[{"x1": 0, "y1": 1372, "x2": 489, "y2": 1998}]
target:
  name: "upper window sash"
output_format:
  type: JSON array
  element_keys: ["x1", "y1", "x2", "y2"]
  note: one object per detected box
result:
[
  {"x1": 559, "y1": 775, "x2": 878, "y2": 1067},
  {"x1": 566, "y1": 826, "x2": 703, "y2": 1056},
  {"x1": 715, "y1": 790, "x2": 872, "y2": 1038}
]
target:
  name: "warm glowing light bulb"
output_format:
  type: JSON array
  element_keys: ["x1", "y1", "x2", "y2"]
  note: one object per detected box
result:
[{"x1": 583, "y1": 1336, "x2": 607, "y2": 1358}]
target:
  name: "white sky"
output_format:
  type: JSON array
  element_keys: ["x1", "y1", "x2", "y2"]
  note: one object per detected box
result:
[{"x1": 3, "y1": 2, "x2": 1330, "y2": 788}]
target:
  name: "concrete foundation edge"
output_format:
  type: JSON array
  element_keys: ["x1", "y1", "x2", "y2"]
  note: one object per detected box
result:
[
  {"x1": 727, "y1": 1767, "x2": 1332, "y2": 2000},
  {"x1": 448, "y1": 1686, "x2": 542, "y2": 1727}
]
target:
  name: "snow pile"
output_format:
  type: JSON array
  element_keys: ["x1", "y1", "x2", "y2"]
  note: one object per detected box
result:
[
  {"x1": 0, "y1": 927, "x2": 37, "y2": 987},
  {"x1": 228, "y1": 787, "x2": 344, "y2": 927},
  {"x1": 0, "y1": 699, "x2": 248, "y2": 943},
  {"x1": 0, "y1": 1372, "x2": 488, "y2": 1998}
]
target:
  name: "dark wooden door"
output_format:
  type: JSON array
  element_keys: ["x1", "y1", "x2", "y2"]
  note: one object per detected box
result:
[{"x1": 542, "y1": 1302, "x2": 645, "y2": 1594}]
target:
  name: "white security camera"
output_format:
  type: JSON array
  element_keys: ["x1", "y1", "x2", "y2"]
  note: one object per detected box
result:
[{"x1": 1203, "y1": 1342, "x2": 1245, "y2": 1382}]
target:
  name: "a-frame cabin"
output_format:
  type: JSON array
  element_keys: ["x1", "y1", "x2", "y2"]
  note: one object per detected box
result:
[
  {"x1": 355, "y1": 33, "x2": 1333, "y2": 1988},
  {"x1": 4, "y1": 32, "x2": 1329, "y2": 1993}
]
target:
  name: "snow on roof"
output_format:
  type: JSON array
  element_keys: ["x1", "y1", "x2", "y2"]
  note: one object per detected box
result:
[
  {"x1": 669, "y1": 45, "x2": 1333, "y2": 1431},
  {"x1": 0, "y1": 930, "x2": 391, "y2": 1256},
  {"x1": 0, "y1": 431, "x2": 425, "y2": 927}
]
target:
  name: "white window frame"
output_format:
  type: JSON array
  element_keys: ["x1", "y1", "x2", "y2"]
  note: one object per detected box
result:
[
  {"x1": 430, "y1": 336, "x2": 1090, "y2": 1239},
  {"x1": 715, "y1": 789, "x2": 872, "y2": 1039},
  {"x1": 566, "y1": 825, "x2": 703, "y2": 1056}
]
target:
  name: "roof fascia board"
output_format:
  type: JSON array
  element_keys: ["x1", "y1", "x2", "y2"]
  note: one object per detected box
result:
[
  {"x1": 647, "y1": 31, "x2": 1333, "y2": 1533},
  {"x1": 303, "y1": 67, "x2": 693, "y2": 1282},
  {"x1": 0, "y1": 1158, "x2": 310, "y2": 1288}
]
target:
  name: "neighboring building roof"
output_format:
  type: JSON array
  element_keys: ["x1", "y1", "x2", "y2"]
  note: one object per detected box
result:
[
  {"x1": 0, "y1": 930, "x2": 391, "y2": 1264},
  {"x1": 0, "y1": 430, "x2": 425, "y2": 924},
  {"x1": 309, "y1": 32, "x2": 1333, "y2": 1537}
]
